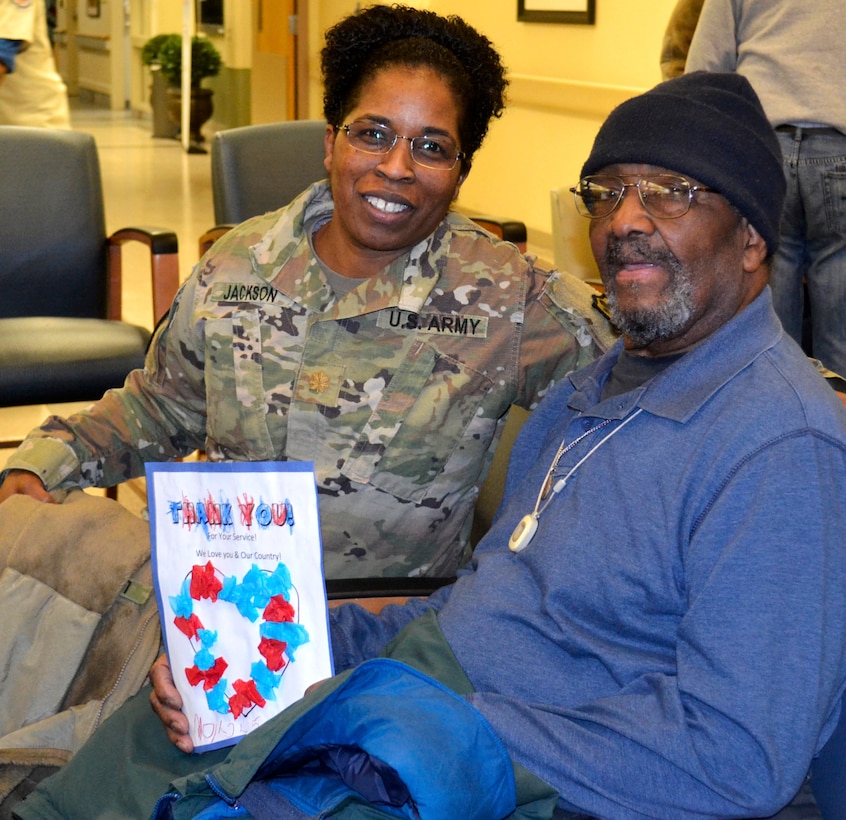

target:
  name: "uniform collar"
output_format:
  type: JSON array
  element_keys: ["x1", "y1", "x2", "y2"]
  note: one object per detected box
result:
[{"x1": 247, "y1": 180, "x2": 450, "y2": 318}]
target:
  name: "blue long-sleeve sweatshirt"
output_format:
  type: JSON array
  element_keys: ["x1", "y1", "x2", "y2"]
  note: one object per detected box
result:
[{"x1": 330, "y1": 288, "x2": 846, "y2": 819}]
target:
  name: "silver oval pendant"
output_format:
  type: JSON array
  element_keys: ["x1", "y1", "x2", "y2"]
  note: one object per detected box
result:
[{"x1": 509, "y1": 514, "x2": 538, "y2": 553}]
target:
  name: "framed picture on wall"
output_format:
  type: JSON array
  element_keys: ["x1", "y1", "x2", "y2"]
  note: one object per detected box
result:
[
  {"x1": 86, "y1": 0, "x2": 101, "y2": 17},
  {"x1": 517, "y1": 0, "x2": 595, "y2": 24}
]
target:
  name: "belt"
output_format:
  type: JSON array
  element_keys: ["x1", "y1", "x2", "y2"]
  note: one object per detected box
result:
[{"x1": 775, "y1": 124, "x2": 844, "y2": 138}]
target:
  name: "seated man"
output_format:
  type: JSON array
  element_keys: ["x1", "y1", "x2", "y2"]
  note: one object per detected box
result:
[{"x1": 16, "y1": 72, "x2": 846, "y2": 820}]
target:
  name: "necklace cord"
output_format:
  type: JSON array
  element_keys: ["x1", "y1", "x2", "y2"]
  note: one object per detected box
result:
[{"x1": 511, "y1": 408, "x2": 645, "y2": 553}]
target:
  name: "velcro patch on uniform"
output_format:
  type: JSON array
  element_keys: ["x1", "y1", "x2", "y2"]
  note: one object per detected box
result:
[
  {"x1": 591, "y1": 292, "x2": 612, "y2": 321},
  {"x1": 377, "y1": 309, "x2": 488, "y2": 338},
  {"x1": 210, "y1": 283, "x2": 282, "y2": 304}
]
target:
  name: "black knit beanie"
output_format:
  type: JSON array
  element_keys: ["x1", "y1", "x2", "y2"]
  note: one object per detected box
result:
[{"x1": 580, "y1": 71, "x2": 785, "y2": 253}]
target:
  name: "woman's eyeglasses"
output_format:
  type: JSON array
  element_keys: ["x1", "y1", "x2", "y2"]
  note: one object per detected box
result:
[{"x1": 337, "y1": 121, "x2": 464, "y2": 171}]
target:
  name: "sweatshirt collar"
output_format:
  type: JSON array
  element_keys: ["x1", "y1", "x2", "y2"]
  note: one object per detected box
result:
[{"x1": 569, "y1": 288, "x2": 783, "y2": 422}]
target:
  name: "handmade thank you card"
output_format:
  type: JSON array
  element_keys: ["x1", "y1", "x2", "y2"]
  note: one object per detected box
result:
[{"x1": 146, "y1": 461, "x2": 333, "y2": 753}]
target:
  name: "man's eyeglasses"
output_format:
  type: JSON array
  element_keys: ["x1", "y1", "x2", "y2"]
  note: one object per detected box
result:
[
  {"x1": 569, "y1": 174, "x2": 717, "y2": 219},
  {"x1": 337, "y1": 121, "x2": 464, "y2": 171}
]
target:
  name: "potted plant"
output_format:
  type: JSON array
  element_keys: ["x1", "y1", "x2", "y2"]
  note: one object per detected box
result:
[
  {"x1": 141, "y1": 34, "x2": 222, "y2": 150},
  {"x1": 141, "y1": 34, "x2": 178, "y2": 138},
  {"x1": 141, "y1": 33, "x2": 174, "y2": 70}
]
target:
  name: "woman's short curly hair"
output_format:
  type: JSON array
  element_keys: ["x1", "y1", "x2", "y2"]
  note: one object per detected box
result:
[{"x1": 321, "y1": 4, "x2": 508, "y2": 166}]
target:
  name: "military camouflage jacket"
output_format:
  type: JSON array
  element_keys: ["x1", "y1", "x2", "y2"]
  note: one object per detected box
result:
[{"x1": 6, "y1": 182, "x2": 613, "y2": 578}]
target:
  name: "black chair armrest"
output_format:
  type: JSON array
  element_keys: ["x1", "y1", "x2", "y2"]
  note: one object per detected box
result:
[
  {"x1": 325, "y1": 576, "x2": 454, "y2": 601},
  {"x1": 468, "y1": 215, "x2": 528, "y2": 252}
]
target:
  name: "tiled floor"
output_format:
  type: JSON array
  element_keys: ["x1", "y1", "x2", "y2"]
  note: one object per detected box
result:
[{"x1": 1, "y1": 99, "x2": 216, "y2": 514}]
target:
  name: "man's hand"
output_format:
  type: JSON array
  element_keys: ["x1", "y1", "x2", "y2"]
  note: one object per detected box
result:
[
  {"x1": 149, "y1": 654, "x2": 193, "y2": 753},
  {"x1": 306, "y1": 678, "x2": 331, "y2": 696},
  {"x1": 0, "y1": 470, "x2": 54, "y2": 505}
]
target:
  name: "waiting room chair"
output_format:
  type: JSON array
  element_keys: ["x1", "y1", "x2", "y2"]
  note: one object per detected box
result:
[
  {"x1": 0, "y1": 127, "x2": 180, "y2": 413},
  {"x1": 211, "y1": 120, "x2": 329, "y2": 226},
  {"x1": 550, "y1": 185, "x2": 600, "y2": 286},
  {"x1": 199, "y1": 120, "x2": 528, "y2": 257},
  {"x1": 198, "y1": 120, "x2": 328, "y2": 257}
]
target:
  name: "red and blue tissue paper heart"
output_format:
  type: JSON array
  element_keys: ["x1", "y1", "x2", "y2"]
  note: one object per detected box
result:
[{"x1": 169, "y1": 560, "x2": 310, "y2": 718}]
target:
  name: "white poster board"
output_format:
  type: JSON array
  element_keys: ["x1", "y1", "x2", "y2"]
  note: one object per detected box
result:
[{"x1": 146, "y1": 460, "x2": 332, "y2": 753}]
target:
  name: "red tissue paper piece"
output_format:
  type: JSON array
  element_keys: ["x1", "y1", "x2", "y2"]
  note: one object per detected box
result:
[
  {"x1": 264, "y1": 595, "x2": 295, "y2": 623},
  {"x1": 190, "y1": 561, "x2": 223, "y2": 601},
  {"x1": 185, "y1": 656, "x2": 228, "y2": 690},
  {"x1": 258, "y1": 636, "x2": 289, "y2": 672},
  {"x1": 173, "y1": 613, "x2": 205, "y2": 639},
  {"x1": 229, "y1": 678, "x2": 266, "y2": 717}
]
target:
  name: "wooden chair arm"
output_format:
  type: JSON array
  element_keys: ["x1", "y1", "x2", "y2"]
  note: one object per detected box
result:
[
  {"x1": 199, "y1": 224, "x2": 236, "y2": 259},
  {"x1": 108, "y1": 227, "x2": 180, "y2": 324}
]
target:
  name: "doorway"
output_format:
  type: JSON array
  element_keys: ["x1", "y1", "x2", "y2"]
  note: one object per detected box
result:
[{"x1": 251, "y1": 0, "x2": 302, "y2": 123}]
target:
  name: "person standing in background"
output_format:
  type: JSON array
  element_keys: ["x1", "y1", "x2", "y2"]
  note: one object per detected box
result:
[
  {"x1": 686, "y1": 0, "x2": 846, "y2": 378},
  {"x1": 0, "y1": 0, "x2": 69, "y2": 128}
]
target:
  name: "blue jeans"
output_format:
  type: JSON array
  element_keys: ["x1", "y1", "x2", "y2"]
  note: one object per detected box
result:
[
  {"x1": 810, "y1": 689, "x2": 846, "y2": 820},
  {"x1": 771, "y1": 128, "x2": 846, "y2": 377}
]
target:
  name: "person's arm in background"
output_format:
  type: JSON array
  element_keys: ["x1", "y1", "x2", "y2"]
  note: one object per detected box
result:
[
  {"x1": 685, "y1": 0, "x2": 740, "y2": 72},
  {"x1": 0, "y1": 39, "x2": 22, "y2": 84},
  {"x1": 660, "y1": 0, "x2": 707, "y2": 79},
  {"x1": 812, "y1": 359, "x2": 846, "y2": 410}
]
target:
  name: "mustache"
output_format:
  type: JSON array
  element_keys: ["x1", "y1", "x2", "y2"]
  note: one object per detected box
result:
[{"x1": 603, "y1": 236, "x2": 680, "y2": 271}]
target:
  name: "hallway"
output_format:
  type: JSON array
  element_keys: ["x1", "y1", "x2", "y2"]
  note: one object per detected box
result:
[{"x1": 69, "y1": 99, "x2": 215, "y2": 330}]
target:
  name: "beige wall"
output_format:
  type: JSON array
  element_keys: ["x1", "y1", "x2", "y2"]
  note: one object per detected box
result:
[
  {"x1": 304, "y1": 0, "x2": 362, "y2": 118},
  {"x1": 54, "y1": 0, "x2": 123, "y2": 108}
]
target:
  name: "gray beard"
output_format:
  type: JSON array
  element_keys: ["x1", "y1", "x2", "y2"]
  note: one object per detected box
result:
[{"x1": 603, "y1": 239, "x2": 695, "y2": 347}]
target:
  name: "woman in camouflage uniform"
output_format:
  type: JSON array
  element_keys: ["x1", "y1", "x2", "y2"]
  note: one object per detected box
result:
[{"x1": 0, "y1": 4, "x2": 612, "y2": 580}]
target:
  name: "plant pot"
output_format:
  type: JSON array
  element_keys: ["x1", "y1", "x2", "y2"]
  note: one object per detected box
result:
[
  {"x1": 149, "y1": 66, "x2": 179, "y2": 139},
  {"x1": 165, "y1": 87, "x2": 214, "y2": 152}
]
